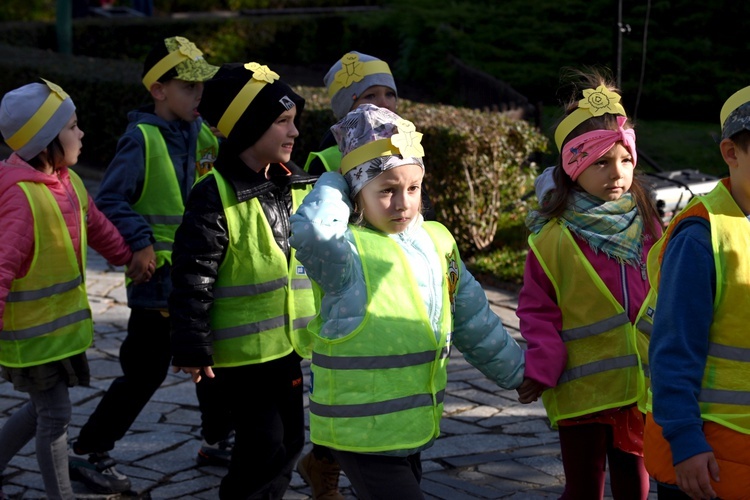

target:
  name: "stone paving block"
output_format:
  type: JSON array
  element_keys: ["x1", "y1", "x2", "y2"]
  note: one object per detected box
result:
[
  {"x1": 479, "y1": 459, "x2": 562, "y2": 487},
  {"x1": 423, "y1": 433, "x2": 539, "y2": 460},
  {"x1": 442, "y1": 394, "x2": 478, "y2": 415},
  {"x1": 151, "y1": 381, "x2": 203, "y2": 406},
  {"x1": 440, "y1": 416, "x2": 487, "y2": 435},
  {"x1": 164, "y1": 407, "x2": 203, "y2": 427},
  {"x1": 453, "y1": 404, "x2": 501, "y2": 421},
  {"x1": 424, "y1": 470, "x2": 512, "y2": 498},
  {"x1": 516, "y1": 455, "x2": 564, "y2": 479},
  {"x1": 87, "y1": 358, "x2": 125, "y2": 378},
  {"x1": 421, "y1": 477, "x2": 484, "y2": 500},
  {"x1": 148, "y1": 474, "x2": 219, "y2": 498},
  {"x1": 501, "y1": 418, "x2": 554, "y2": 435},
  {"x1": 134, "y1": 441, "x2": 198, "y2": 475},
  {"x1": 452, "y1": 388, "x2": 516, "y2": 409}
]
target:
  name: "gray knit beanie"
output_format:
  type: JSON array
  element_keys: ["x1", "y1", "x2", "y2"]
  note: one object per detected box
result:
[
  {"x1": 324, "y1": 51, "x2": 397, "y2": 120},
  {"x1": 0, "y1": 80, "x2": 76, "y2": 161}
]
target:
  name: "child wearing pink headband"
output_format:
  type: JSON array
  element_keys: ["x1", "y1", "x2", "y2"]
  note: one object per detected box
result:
[{"x1": 515, "y1": 69, "x2": 661, "y2": 499}]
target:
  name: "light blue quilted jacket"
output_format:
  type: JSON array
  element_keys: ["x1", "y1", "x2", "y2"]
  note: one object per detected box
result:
[{"x1": 289, "y1": 172, "x2": 524, "y2": 390}]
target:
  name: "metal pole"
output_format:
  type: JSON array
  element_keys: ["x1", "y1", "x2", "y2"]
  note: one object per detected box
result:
[
  {"x1": 56, "y1": 0, "x2": 72, "y2": 55},
  {"x1": 616, "y1": 0, "x2": 623, "y2": 88}
]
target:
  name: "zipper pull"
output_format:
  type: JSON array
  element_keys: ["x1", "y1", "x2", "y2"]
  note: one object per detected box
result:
[{"x1": 640, "y1": 258, "x2": 647, "y2": 281}]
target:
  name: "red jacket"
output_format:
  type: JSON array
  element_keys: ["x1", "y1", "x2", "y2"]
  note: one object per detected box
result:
[{"x1": 0, "y1": 154, "x2": 132, "y2": 329}]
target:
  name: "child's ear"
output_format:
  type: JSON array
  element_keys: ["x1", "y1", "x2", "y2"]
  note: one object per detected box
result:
[
  {"x1": 149, "y1": 82, "x2": 167, "y2": 101},
  {"x1": 720, "y1": 138, "x2": 739, "y2": 169}
]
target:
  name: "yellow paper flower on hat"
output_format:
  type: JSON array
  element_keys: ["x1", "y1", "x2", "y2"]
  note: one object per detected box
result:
[
  {"x1": 334, "y1": 53, "x2": 366, "y2": 89},
  {"x1": 391, "y1": 119, "x2": 424, "y2": 158},
  {"x1": 42, "y1": 78, "x2": 69, "y2": 101},
  {"x1": 244, "y1": 62, "x2": 280, "y2": 84},
  {"x1": 175, "y1": 36, "x2": 203, "y2": 61},
  {"x1": 578, "y1": 85, "x2": 626, "y2": 116}
]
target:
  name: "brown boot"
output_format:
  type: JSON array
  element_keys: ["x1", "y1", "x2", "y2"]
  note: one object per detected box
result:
[{"x1": 296, "y1": 450, "x2": 344, "y2": 500}]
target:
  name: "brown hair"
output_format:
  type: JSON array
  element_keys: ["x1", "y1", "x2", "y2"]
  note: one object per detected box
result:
[
  {"x1": 541, "y1": 68, "x2": 661, "y2": 239},
  {"x1": 27, "y1": 136, "x2": 66, "y2": 172}
]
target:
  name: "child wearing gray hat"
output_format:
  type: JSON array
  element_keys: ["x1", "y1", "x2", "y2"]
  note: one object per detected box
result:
[
  {"x1": 290, "y1": 104, "x2": 524, "y2": 499},
  {"x1": 0, "y1": 79, "x2": 134, "y2": 499}
]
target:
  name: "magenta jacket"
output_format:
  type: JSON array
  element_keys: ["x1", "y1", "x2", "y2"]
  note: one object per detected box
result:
[
  {"x1": 517, "y1": 226, "x2": 659, "y2": 388},
  {"x1": 0, "y1": 154, "x2": 132, "y2": 328}
]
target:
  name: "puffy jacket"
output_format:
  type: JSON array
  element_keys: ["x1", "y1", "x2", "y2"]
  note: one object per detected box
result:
[
  {"x1": 289, "y1": 172, "x2": 524, "y2": 389},
  {"x1": 95, "y1": 106, "x2": 211, "y2": 308},
  {"x1": 169, "y1": 151, "x2": 318, "y2": 367},
  {"x1": 0, "y1": 154, "x2": 132, "y2": 329}
]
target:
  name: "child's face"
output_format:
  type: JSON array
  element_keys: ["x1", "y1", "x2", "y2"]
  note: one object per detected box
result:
[
  {"x1": 357, "y1": 163, "x2": 423, "y2": 234},
  {"x1": 575, "y1": 141, "x2": 634, "y2": 202},
  {"x1": 245, "y1": 107, "x2": 298, "y2": 166},
  {"x1": 351, "y1": 85, "x2": 398, "y2": 114},
  {"x1": 57, "y1": 112, "x2": 84, "y2": 167},
  {"x1": 161, "y1": 79, "x2": 205, "y2": 122}
]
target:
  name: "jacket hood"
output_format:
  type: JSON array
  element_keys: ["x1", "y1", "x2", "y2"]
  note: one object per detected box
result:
[{"x1": 0, "y1": 153, "x2": 69, "y2": 193}]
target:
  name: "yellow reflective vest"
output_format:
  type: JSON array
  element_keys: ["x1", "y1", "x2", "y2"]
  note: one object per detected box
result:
[
  {"x1": 1, "y1": 171, "x2": 93, "y2": 368},
  {"x1": 209, "y1": 168, "x2": 316, "y2": 367},
  {"x1": 309, "y1": 222, "x2": 459, "y2": 453},
  {"x1": 529, "y1": 220, "x2": 652, "y2": 427},
  {"x1": 648, "y1": 181, "x2": 750, "y2": 433},
  {"x1": 132, "y1": 122, "x2": 218, "y2": 270},
  {"x1": 303, "y1": 145, "x2": 340, "y2": 173}
]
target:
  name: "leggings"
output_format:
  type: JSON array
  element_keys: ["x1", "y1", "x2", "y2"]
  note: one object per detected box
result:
[
  {"x1": 0, "y1": 379, "x2": 74, "y2": 499},
  {"x1": 559, "y1": 422, "x2": 650, "y2": 500}
]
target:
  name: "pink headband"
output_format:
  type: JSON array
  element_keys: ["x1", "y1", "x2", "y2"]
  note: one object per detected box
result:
[{"x1": 561, "y1": 116, "x2": 637, "y2": 181}]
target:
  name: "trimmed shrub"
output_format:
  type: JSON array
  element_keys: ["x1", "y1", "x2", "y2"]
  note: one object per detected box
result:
[{"x1": 295, "y1": 87, "x2": 549, "y2": 256}]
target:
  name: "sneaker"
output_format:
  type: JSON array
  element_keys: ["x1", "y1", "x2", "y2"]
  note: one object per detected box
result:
[
  {"x1": 69, "y1": 452, "x2": 131, "y2": 494},
  {"x1": 196, "y1": 432, "x2": 234, "y2": 467},
  {"x1": 296, "y1": 450, "x2": 344, "y2": 500}
]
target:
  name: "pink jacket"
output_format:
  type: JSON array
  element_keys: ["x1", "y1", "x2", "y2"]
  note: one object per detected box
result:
[
  {"x1": 517, "y1": 227, "x2": 659, "y2": 388},
  {"x1": 0, "y1": 154, "x2": 132, "y2": 328}
]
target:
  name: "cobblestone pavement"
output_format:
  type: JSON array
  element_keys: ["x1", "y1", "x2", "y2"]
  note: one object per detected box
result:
[{"x1": 0, "y1": 178, "x2": 658, "y2": 499}]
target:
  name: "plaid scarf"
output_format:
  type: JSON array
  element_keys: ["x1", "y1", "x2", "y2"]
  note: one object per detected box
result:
[{"x1": 527, "y1": 191, "x2": 644, "y2": 266}]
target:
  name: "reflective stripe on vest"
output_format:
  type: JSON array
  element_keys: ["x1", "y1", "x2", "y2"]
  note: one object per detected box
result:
[
  {"x1": 679, "y1": 182, "x2": 750, "y2": 434},
  {"x1": 132, "y1": 122, "x2": 218, "y2": 270},
  {"x1": 1, "y1": 171, "x2": 93, "y2": 367},
  {"x1": 303, "y1": 145, "x2": 341, "y2": 173},
  {"x1": 209, "y1": 168, "x2": 316, "y2": 367},
  {"x1": 529, "y1": 221, "x2": 649, "y2": 427},
  {"x1": 309, "y1": 222, "x2": 459, "y2": 453}
]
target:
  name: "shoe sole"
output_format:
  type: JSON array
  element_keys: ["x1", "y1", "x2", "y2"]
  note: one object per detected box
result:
[{"x1": 69, "y1": 457, "x2": 131, "y2": 494}]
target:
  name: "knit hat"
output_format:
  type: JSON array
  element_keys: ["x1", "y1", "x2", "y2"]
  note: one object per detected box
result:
[
  {"x1": 331, "y1": 104, "x2": 424, "y2": 198},
  {"x1": 141, "y1": 36, "x2": 219, "y2": 90},
  {"x1": 324, "y1": 52, "x2": 397, "y2": 120},
  {"x1": 0, "y1": 79, "x2": 76, "y2": 161},
  {"x1": 198, "y1": 62, "x2": 305, "y2": 153},
  {"x1": 720, "y1": 85, "x2": 750, "y2": 140}
]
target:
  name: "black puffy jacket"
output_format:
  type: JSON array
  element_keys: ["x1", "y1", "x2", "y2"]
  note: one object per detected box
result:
[{"x1": 168, "y1": 153, "x2": 317, "y2": 367}]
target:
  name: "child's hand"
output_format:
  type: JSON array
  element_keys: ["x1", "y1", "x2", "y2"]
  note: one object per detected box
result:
[
  {"x1": 127, "y1": 245, "x2": 156, "y2": 284},
  {"x1": 516, "y1": 377, "x2": 545, "y2": 404},
  {"x1": 172, "y1": 365, "x2": 215, "y2": 384},
  {"x1": 675, "y1": 451, "x2": 719, "y2": 500}
]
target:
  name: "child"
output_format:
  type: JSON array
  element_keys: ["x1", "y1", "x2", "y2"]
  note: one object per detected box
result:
[
  {"x1": 0, "y1": 80, "x2": 134, "y2": 499},
  {"x1": 516, "y1": 71, "x2": 661, "y2": 499},
  {"x1": 289, "y1": 104, "x2": 525, "y2": 499},
  {"x1": 169, "y1": 62, "x2": 317, "y2": 499},
  {"x1": 304, "y1": 51, "x2": 398, "y2": 175},
  {"x1": 299, "y1": 49, "x2": 401, "y2": 500},
  {"x1": 644, "y1": 86, "x2": 750, "y2": 499},
  {"x1": 69, "y1": 36, "x2": 231, "y2": 493}
]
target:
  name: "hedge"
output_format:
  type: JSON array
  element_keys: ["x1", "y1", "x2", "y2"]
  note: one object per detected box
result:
[{"x1": 0, "y1": 42, "x2": 547, "y2": 256}]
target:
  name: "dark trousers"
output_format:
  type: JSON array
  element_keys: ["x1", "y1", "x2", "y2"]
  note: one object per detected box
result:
[
  {"x1": 330, "y1": 450, "x2": 424, "y2": 500},
  {"x1": 216, "y1": 353, "x2": 305, "y2": 500},
  {"x1": 558, "y1": 422, "x2": 650, "y2": 500},
  {"x1": 75, "y1": 308, "x2": 231, "y2": 452}
]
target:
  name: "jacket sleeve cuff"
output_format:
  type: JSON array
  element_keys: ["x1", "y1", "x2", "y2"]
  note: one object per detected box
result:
[{"x1": 667, "y1": 424, "x2": 713, "y2": 465}]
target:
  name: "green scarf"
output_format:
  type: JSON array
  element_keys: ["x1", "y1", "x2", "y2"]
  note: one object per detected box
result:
[{"x1": 527, "y1": 191, "x2": 644, "y2": 266}]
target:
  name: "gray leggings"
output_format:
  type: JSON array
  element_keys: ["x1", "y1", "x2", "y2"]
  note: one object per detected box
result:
[{"x1": 0, "y1": 379, "x2": 74, "y2": 499}]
